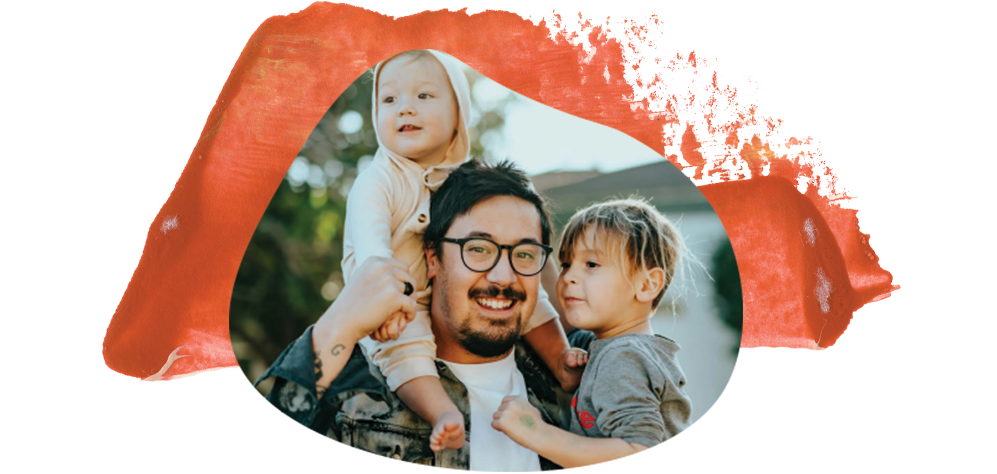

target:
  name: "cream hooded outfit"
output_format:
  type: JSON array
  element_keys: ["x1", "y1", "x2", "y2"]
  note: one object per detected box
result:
[{"x1": 342, "y1": 50, "x2": 557, "y2": 391}]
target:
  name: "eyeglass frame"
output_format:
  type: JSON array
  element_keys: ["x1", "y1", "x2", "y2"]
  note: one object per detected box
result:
[{"x1": 439, "y1": 237, "x2": 553, "y2": 277}]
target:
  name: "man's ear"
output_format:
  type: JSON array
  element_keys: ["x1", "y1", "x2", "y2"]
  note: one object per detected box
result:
[
  {"x1": 426, "y1": 245, "x2": 439, "y2": 279},
  {"x1": 635, "y1": 267, "x2": 666, "y2": 304}
]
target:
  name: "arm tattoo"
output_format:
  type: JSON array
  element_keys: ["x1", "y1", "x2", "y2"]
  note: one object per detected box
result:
[
  {"x1": 314, "y1": 343, "x2": 344, "y2": 400},
  {"x1": 314, "y1": 355, "x2": 326, "y2": 398}
]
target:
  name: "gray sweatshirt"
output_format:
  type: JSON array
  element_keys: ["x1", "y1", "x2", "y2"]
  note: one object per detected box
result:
[{"x1": 568, "y1": 334, "x2": 692, "y2": 447}]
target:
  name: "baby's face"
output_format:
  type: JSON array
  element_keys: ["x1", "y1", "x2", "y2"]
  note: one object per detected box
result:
[{"x1": 376, "y1": 55, "x2": 458, "y2": 168}]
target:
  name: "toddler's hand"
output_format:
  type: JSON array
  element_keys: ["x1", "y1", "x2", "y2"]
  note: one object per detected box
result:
[
  {"x1": 556, "y1": 348, "x2": 588, "y2": 392},
  {"x1": 492, "y1": 396, "x2": 546, "y2": 449}
]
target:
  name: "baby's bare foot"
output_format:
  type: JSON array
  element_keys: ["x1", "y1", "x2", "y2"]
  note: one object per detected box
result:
[
  {"x1": 429, "y1": 410, "x2": 465, "y2": 452},
  {"x1": 558, "y1": 348, "x2": 588, "y2": 392}
]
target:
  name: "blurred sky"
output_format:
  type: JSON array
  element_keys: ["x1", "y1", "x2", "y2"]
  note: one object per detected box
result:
[{"x1": 465, "y1": 67, "x2": 664, "y2": 176}]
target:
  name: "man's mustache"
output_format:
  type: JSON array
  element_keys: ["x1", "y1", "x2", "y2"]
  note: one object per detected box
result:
[{"x1": 468, "y1": 285, "x2": 526, "y2": 302}]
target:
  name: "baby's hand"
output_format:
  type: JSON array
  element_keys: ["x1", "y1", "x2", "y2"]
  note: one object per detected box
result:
[
  {"x1": 370, "y1": 311, "x2": 411, "y2": 342},
  {"x1": 492, "y1": 396, "x2": 547, "y2": 449},
  {"x1": 556, "y1": 348, "x2": 589, "y2": 392}
]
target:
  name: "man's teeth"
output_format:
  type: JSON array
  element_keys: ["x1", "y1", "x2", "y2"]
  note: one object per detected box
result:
[{"x1": 476, "y1": 298, "x2": 513, "y2": 310}]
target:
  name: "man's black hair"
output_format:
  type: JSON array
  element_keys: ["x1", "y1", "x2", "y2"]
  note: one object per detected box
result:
[{"x1": 424, "y1": 159, "x2": 552, "y2": 254}]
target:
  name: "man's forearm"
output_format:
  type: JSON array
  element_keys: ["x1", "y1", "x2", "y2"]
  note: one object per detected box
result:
[
  {"x1": 311, "y1": 306, "x2": 366, "y2": 399},
  {"x1": 523, "y1": 319, "x2": 572, "y2": 387},
  {"x1": 312, "y1": 334, "x2": 357, "y2": 400},
  {"x1": 307, "y1": 256, "x2": 419, "y2": 398}
]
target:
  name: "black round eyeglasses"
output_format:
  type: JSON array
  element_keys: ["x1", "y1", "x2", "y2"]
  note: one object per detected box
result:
[{"x1": 440, "y1": 237, "x2": 552, "y2": 277}]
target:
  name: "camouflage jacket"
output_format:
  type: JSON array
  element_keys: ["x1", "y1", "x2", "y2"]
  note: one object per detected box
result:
[{"x1": 257, "y1": 326, "x2": 578, "y2": 470}]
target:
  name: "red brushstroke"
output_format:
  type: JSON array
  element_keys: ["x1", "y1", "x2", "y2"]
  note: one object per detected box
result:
[
  {"x1": 103, "y1": 3, "x2": 895, "y2": 379},
  {"x1": 700, "y1": 176, "x2": 893, "y2": 348}
]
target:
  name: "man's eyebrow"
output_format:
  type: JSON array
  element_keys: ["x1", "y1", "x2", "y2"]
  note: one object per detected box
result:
[{"x1": 464, "y1": 231, "x2": 541, "y2": 245}]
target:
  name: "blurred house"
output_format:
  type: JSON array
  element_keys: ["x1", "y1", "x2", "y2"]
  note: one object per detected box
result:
[{"x1": 532, "y1": 159, "x2": 740, "y2": 424}]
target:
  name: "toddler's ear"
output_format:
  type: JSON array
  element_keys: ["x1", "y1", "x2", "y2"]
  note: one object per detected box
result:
[{"x1": 635, "y1": 267, "x2": 666, "y2": 304}]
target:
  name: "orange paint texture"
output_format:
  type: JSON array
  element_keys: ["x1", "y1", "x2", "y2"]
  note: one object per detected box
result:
[{"x1": 103, "y1": 3, "x2": 896, "y2": 379}]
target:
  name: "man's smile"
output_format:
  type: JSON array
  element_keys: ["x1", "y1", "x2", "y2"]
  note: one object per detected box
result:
[
  {"x1": 468, "y1": 284, "x2": 525, "y2": 317},
  {"x1": 475, "y1": 297, "x2": 515, "y2": 311}
]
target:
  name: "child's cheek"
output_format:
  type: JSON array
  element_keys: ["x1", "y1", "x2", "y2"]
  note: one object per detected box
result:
[{"x1": 564, "y1": 306, "x2": 583, "y2": 328}]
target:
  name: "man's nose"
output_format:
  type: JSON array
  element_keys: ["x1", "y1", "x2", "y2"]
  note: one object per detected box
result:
[{"x1": 486, "y1": 250, "x2": 517, "y2": 286}]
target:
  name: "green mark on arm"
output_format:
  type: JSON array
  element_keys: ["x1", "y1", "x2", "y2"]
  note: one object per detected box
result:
[{"x1": 520, "y1": 415, "x2": 537, "y2": 430}]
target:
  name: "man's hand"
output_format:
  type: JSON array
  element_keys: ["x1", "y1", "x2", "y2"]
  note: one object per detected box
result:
[
  {"x1": 370, "y1": 280, "x2": 417, "y2": 342},
  {"x1": 556, "y1": 348, "x2": 588, "y2": 393},
  {"x1": 313, "y1": 257, "x2": 417, "y2": 348},
  {"x1": 492, "y1": 395, "x2": 548, "y2": 450},
  {"x1": 311, "y1": 257, "x2": 417, "y2": 398}
]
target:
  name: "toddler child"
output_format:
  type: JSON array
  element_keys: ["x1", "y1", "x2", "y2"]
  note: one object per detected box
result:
[
  {"x1": 332, "y1": 49, "x2": 583, "y2": 453},
  {"x1": 492, "y1": 198, "x2": 693, "y2": 468}
]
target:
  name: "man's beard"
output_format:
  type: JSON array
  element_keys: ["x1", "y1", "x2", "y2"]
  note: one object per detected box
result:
[{"x1": 455, "y1": 284, "x2": 527, "y2": 358}]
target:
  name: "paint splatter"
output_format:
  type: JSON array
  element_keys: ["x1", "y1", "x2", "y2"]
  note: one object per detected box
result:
[
  {"x1": 803, "y1": 218, "x2": 817, "y2": 246},
  {"x1": 103, "y1": 4, "x2": 896, "y2": 380},
  {"x1": 143, "y1": 346, "x2": 188, "y2": 381},
  {"x1": 815, "y1": 267, "x2": 832, "y2": 314},
  {"x1": 160, "y1": 215, "x2": 179, "y2": 234}
]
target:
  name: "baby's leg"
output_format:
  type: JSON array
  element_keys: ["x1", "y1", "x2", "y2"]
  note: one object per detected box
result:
[
  {"x1": 361, "y1": 305, "x2": 465, "y2": 451},
  {"x1": 396, "y1": 377, "x2": 465, "y2": 451},
  {"x1": 523, "y1": 320, "x2": 586, "y2": 392}
]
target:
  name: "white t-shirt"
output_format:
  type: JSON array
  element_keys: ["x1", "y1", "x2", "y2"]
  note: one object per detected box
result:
[{"x1": 440, "y1": 352, "x2": 542, "y2": 472}]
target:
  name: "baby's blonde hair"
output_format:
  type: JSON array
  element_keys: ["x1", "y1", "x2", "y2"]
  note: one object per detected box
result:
[
  {"x1": 558, "y1": 197, "x2": 685, "y2": 309},
  {"x1": 374, "y1": 50, "x2": 447, "y2": 100}
]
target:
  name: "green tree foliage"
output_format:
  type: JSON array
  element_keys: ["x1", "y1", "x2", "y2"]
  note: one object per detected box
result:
[
  {"x1": 231, "y1": 66, "x2": 509, "y2": 390},
  {"x1": 710, "y1": 237, "x2": 743, "y2": 355}
]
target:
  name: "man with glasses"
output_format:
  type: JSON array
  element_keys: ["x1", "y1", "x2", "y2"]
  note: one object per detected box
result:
[{"x1": 258, "y1": 160, "x2": 582, "y2": 470}]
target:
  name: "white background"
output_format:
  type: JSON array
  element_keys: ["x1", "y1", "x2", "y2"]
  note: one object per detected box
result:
[{"x1": 3, "y1": 1, "x2": 993, "y2": 472}]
